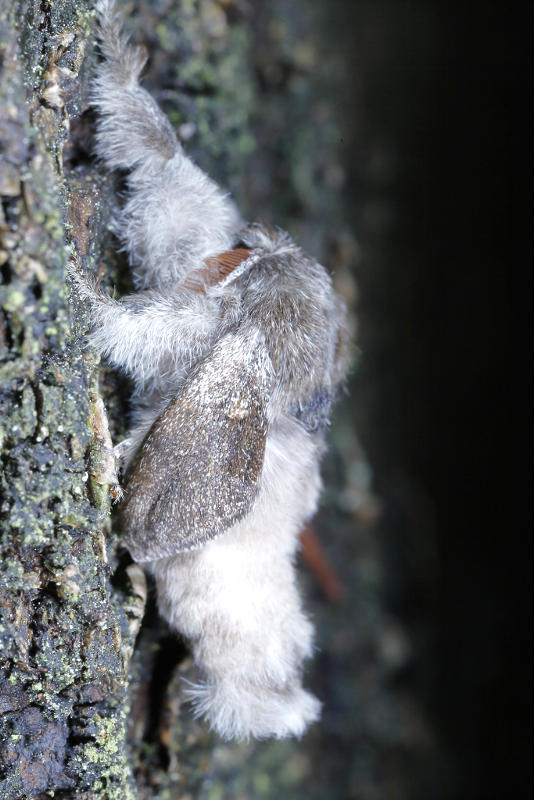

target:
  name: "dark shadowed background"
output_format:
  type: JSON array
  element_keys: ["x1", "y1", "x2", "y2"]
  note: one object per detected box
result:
[{"x1": 337, "y1": 2, "x2": 533, "y2": 798}]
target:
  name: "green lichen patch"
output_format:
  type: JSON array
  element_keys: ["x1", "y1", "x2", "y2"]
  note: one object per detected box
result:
[{"x1": 1, "y1": 2, "x2": 138, "y2": 797}]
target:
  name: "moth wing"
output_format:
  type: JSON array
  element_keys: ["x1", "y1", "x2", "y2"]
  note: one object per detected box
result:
[{"x1": 121, "y1": 329, "x2": 273, "y2": 562}]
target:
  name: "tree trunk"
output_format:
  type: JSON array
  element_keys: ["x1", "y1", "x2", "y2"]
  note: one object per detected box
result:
[{"x1": 0, "y1": 0, "x2": 142, "y2": 797}]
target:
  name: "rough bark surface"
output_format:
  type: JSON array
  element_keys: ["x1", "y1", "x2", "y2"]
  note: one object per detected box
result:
[{"x1": 0, "y1": 1, "x2": 142, "y2": 797}]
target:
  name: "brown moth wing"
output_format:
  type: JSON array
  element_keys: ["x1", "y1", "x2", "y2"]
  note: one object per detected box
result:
[{"x1": 121, "y1": 329, "x2": 273, "y2": 562}]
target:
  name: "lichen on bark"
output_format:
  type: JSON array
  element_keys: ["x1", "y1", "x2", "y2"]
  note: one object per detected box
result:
[{"x1": 1, "y1": 2, "x2": 138, "y2": 797}]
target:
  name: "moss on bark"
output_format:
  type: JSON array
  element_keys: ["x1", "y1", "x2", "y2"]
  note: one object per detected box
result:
[{"x1": 0, "y1": 2, "x2": 138, "y2": 797}]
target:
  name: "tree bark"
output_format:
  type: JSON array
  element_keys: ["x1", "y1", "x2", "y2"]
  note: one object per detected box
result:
[{"x1": 0, "y1": 1, "x2": 142, "y2": 797}]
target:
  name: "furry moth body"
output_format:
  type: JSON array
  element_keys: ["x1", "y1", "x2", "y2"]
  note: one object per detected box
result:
[{"x1": 80, "y1": 0, "x2": 349, "y2": 740}]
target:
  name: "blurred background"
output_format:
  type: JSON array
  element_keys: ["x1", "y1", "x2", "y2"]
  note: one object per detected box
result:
[{"x1": 106, "y1": 1, "x2": 532, "y2": 797}]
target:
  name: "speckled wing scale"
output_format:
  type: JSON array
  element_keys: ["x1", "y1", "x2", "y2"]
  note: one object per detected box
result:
[{"x1": 121, "y1": 329, "x2": 273, "y2": 562}]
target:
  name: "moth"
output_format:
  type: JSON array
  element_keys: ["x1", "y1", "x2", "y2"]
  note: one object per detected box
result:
[{"x1": 73, "y1": 0, "x2": 349, "y2": 740}]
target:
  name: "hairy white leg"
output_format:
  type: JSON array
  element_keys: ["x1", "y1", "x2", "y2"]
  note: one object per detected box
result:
[
  {"x1": 93, "y1": 0, "x2": 241, "y2": 287},
  {"x1": 69, "y1": 267, "x2": 219, "y2": 389},
  {"x1": 93, "y1": 0, "x2": 177, "y2": 169}
]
